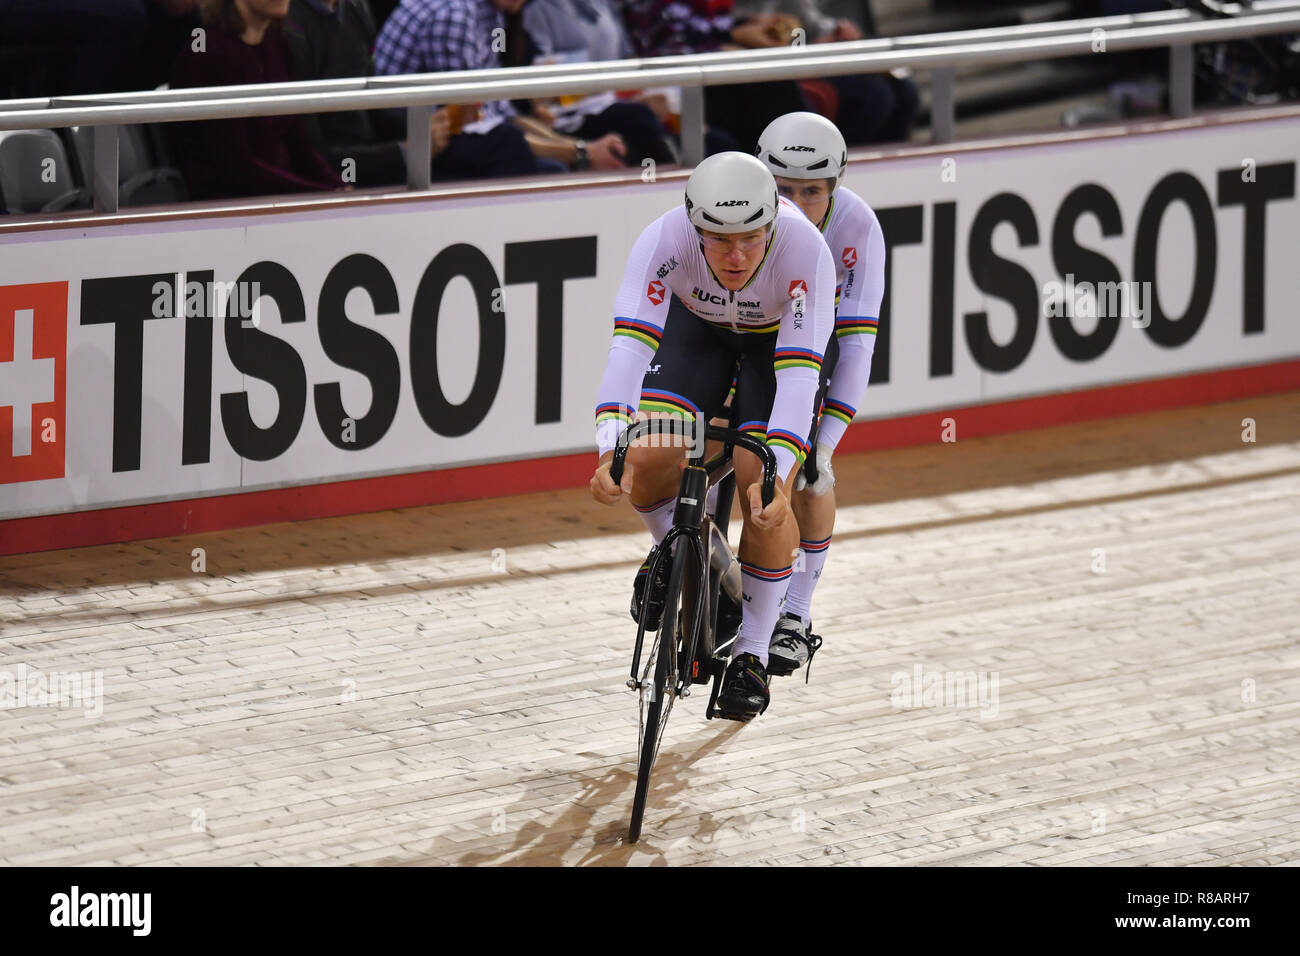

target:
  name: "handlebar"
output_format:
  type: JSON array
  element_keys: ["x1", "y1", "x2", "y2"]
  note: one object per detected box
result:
[{"x1": 610, "y1": 418, "x2": 779, "y2": 510}]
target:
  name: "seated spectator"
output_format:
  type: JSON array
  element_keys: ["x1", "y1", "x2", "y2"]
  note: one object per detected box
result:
[
  {"x1": 618, "y1": 0, "x2": 808, "y2": 151},
  {"x1": 730, "y1": 0, "x2": 917, "y2": 144},
  {"x1": 515, "y1": 0, "x2": 677, "y2": 167},
  {"x1": 285, "y1": 0, "x2": 452, "y2": 187},
  {"x1": 170, "y1": 0, "x2": 343, "y2": 199},
  {"x1": 377, "y1": 0, "x2": 621, "y2": 178}
]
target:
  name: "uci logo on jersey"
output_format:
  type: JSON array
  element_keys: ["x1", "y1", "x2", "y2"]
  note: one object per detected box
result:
[
  {"x1": 691, "y1": 287, "x2": 726, "y2": 306},
  {"x1": 714, "y1": 200, "x2": 749, "y2": 207}
]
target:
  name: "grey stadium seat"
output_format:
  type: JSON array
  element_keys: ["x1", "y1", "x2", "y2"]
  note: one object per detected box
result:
[
  {"x1": 0, "y1": 129, "x2": 90, "y2": 214},
  {"x1": 67, "y1": 124, "x2": 188, "y2": 207}
]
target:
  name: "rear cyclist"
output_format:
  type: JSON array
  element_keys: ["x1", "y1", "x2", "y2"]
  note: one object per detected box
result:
[
  {"x1": 589, "y1": 151, "x2": 836, "y2": 721},
  {"x1": 754, "y1": 112, "x2": 886, "y2": 679}
]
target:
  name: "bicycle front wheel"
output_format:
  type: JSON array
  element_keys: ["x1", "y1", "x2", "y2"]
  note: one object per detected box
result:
[{"x1": 628, "y1": 539, "x2": 690, "y2": 845}]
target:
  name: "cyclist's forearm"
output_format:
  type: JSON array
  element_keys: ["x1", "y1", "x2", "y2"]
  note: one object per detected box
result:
[
  {"x1": 594, "y1": 335, "x2": 656, "y2": 455},
  {"x1": 765, "y1": 366, "x2": 822, "y2": 480},
  {"x1": 817, "y1": 332, "x2": 876, "y2": 450}
]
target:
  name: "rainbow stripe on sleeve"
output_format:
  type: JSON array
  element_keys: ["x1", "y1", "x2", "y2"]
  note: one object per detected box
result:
[
  {"x1": 835, "y1": 316, "x2": 878, "y2": 337},
  {"x1": 773, "y1": 347, "x2": 823, "y2": 373},
  {"x1": 821, "y1": 397, "x2": 856, "y2": 426},
  {"x1": 595, "y1": 401, "x2": 637, "y2": 427},
  {"x1": 765, "y1": 427, "x2": 809, "y2": 465},
  {"x1": 613, "y1": 317, "x2": 663, "y2": 349}
]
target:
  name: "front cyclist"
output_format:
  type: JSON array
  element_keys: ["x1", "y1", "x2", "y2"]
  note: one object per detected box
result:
[
  {"x1": 754, "y1": 112, "x2": 886, "y2": 678},
  {"x1": 589, "y1": 151, "x2": 836, "y2": 721}
]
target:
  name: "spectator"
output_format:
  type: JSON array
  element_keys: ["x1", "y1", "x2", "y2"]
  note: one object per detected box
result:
[
  {"x1": 285, "y1": 0, "x2": 452, "y2": 187},
  {"x1": 618, "y1": 0, "x2": 808, "y2": 151},
  {"x1": 170, "y1": 0, "x2": 343, "y2": 199},
  {"x1": 377, "y1": 0, "x2": 624, "y2": 177},
  {"x1": 730, "y1": 0, "x2": 917, "y2": 144},
  {"x1": 513, "y1": 0, "x2": 677, "y2": 167}
]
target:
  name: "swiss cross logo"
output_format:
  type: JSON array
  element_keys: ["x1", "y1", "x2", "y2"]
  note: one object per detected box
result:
[
  {"x1": 842, "y1": 247, "x2": 857, "y2": 269},
  {"x1": 788, "y1": 279, "x2": 807, "y2": 299},
  {"x1": 647, "y1": 280, "x2": 666, "y2": 305},
  {"x1": 1, "y1": 283, "x2": 67, "y2": 484}
]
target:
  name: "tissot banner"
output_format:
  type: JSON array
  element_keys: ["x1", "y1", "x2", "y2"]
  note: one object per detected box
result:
[{"x1": 1, "y1": 113, "x2": 1296, "y2": 520}]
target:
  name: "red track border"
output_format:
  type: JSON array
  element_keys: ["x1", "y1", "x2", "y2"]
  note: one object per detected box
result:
[{"x1": 3, "y1": 359, "x2": 1298, "y2": 557}]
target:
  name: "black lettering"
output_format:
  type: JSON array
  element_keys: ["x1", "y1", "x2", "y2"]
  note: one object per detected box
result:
[
  {"x1": 928, "y1": 202, "x2": 955, "y2": 378},
  {"x1": 410, "y1": 244, "x2": 504, "y2": 438},
  {"x1": 873, "y1": 204, "x2": 924, "y2": 384},
  {"x1": 181, "y1": 270, "x2": 214, "y2": 466},
  {"x1": 505, "y1": 236, "x2": 597, "y2": 424},
  {"x1": 1134, "y1": 171, "x2": 1216, "y2": 348},
  {"x1": 79, "y1": 273, "x2": 173, "y2": 473},
  {"x1": 219, "y1": 261, "x2": 307, "y2": 461},
  {"x1": 1217, "y1": 161, "x2": 1295, "y2": 334},
  {"x1": 1050, "y1": 184, "x2": 1123, "y2": 362},
  {"x1": 313, "y1": 254, "x2": 401, "y2": 450},
  {"x1": 965, "y1": 193, "x2": 1039, "y2": 373}
]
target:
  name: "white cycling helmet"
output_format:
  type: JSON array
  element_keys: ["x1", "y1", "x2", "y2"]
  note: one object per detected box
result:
[
  {"x1": 684, "y1": 152, "x2": 779, "y2": 234},
  {"x1": 756, "y1": 111, "x2": 847, "y2": 189}
]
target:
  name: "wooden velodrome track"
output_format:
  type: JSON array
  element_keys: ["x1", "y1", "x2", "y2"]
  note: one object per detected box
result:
[{"x1": 1, "y1": 392, "x2": 1297, "y2": 866}]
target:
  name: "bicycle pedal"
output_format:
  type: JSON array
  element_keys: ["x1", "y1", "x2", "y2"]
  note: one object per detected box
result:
[{"x1": 712, "y1": 709, "x2": 758, "y2": 724}]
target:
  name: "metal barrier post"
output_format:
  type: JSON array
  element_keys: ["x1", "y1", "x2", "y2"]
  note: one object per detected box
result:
[
  {"x1": 1170, "y1": 42, "x2": 1194, "y2": 118},
  {"x1": 92, "y1": 124, "x2": 119, "y2": 213},
  {"x1": 931, "y1": 68, "x2": 955, "y2": 144},
  {"x1": 406, "y1": 104, "x2": 433, "y2": 190},
  {"x1": 680, "y1": 83, "x2": 706, "y2": 167}
]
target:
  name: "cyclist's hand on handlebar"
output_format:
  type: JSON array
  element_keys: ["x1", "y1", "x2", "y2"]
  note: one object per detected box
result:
[
  {"x1": 590, "y1": 452, "x2": 633, "y2": 505},
  {"x1": 747, "y1": 478, "x2": 791, "y2": 530}
]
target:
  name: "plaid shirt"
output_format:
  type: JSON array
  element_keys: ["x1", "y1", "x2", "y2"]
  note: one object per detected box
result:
[{"x1": 374, "y1": 0, "x2": 517, "y2": 130}]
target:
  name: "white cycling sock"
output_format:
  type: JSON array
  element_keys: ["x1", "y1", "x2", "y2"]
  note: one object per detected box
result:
[
  {"x1": 633, "y1": 494, "x2": 676, "y2": 544},
  {"x1": 733, "y1": 561, "x2": 793, "y2": 667},
  {"x1": 782, "y1": 535, "x2": 830, "y2": 622}
]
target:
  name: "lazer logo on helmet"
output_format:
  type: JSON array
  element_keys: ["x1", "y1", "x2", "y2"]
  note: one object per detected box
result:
[
  {"x1": 783, "y1": 145, "x2": 816, "y2": 152},
  {"x1": 715, "y1": 200, "x2": 750, "y2": 207}
]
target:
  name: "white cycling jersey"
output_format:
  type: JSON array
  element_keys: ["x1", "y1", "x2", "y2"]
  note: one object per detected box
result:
[
  {"x1": 812, "y1": 185, "x2": 886, "y2": 451},
  {"x1": 594, "y1": 196, "x2": 836, "y2": 480}
]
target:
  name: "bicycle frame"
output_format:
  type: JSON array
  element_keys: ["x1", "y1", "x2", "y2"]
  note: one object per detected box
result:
[{"x1": 611, "y1": 417, "x2": 777, "y2": 696}]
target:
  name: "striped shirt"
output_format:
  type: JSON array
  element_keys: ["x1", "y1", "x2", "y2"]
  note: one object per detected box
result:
[{"x1": 373, "y1": 0, "x2": 517, "y2": 132}]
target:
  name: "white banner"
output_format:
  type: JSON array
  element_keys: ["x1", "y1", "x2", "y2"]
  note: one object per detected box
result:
[{"x1": 1, "y1": 113, "x2": 1297, "y2": 520}]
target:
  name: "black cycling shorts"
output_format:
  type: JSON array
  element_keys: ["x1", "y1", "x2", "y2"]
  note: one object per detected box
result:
[{"x1": 638, "y1": 294, "x2": 839, "y2": 452}]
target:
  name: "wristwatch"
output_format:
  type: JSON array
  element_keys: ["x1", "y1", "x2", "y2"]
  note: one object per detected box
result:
[{"x1": 573, "y1": 139, "x2": 590, "y2": 171}]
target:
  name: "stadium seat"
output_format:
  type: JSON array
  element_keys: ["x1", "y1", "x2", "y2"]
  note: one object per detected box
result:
[
  {"x1": 0, "y1": 129, "x2": 90, "y2": 214},
  {"x1": 67, "y1": 124, "x2": 189, "y2": 207}
]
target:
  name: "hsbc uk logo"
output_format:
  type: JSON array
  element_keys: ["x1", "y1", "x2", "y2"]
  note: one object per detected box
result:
[
  {"x1": 1, "y1": 283, "x2": 66, "y2": 484},
  {"x1": 788, "y1": 279, "x2": 807, "y2": 299},
  {"x1": 842, "y1": 247, "x2": 857, "y2": 269},
  {"x1": 647, "y1": 280, "x2": 666, "y2": 305}
]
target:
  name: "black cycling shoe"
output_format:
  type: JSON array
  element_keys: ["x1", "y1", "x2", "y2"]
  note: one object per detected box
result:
[
  {"x1": 715, "y1": 652, "x2": 770, "y2": 721},
  {"x1": 630, "y1": 544, "x2": 671, "y2": 630}
]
